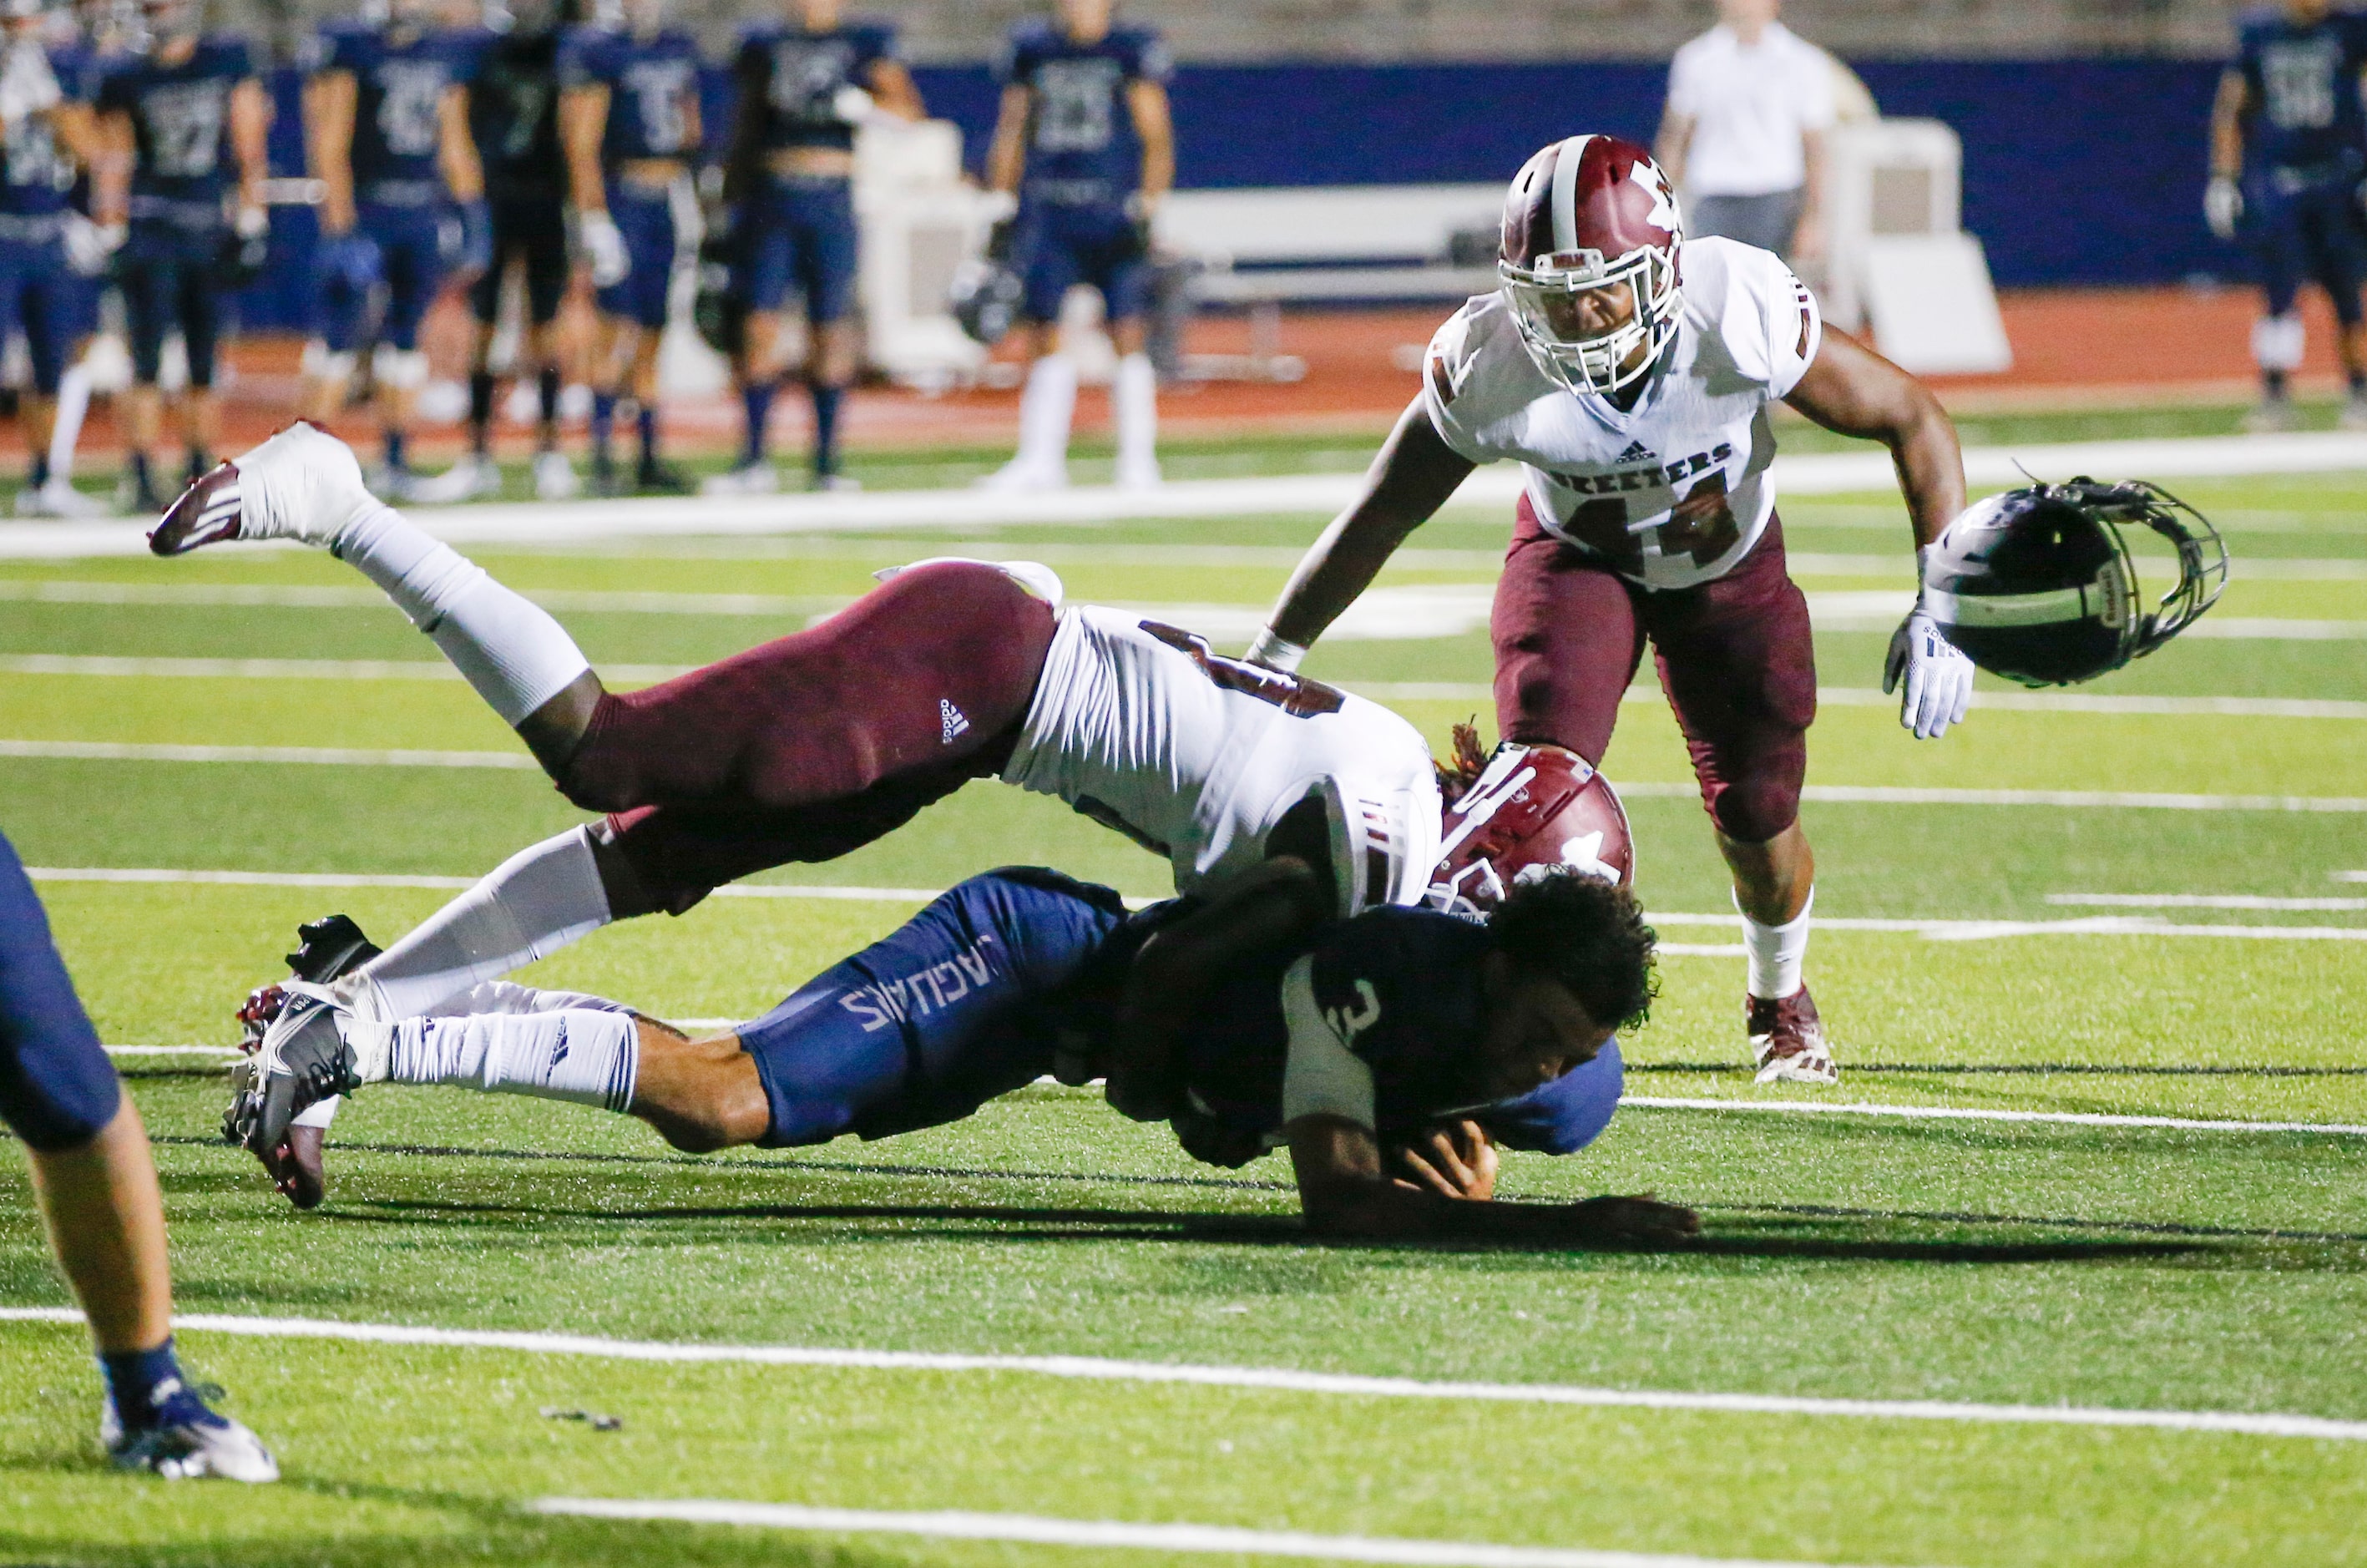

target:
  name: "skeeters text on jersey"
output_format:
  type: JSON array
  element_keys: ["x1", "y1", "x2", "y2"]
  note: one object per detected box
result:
[{"x1": 1423, "y1": 235, "x2": 1821, "y2": 592}]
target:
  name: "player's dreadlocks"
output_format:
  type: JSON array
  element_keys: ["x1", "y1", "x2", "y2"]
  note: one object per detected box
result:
[{"x1": 1486, "y1": 870, "x2": 1658, "y2": 1032}]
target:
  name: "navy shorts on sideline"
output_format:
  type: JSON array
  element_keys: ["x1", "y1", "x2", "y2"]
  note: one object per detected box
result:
[
  {"x1": 2250, "y1": 169, "x2": 2367, "y2": 323},
  {"x1": 356, "y1": 199, "x2": 453, "y2": 352},
  {"x1": 469, "y1": 194, "x2": 569, "y2": 326},
  {"x1": 739, "y1": 175, "x2": 858, "y2": 325},
  {"x1": 598, "y1": 183, "x2": 676, "y2": 330},
  {"x1": 736, "y1": 867, "x2": 1127, "y2": 1148},
  {"x1": 1015, "y1": 199, "x2": 1150, "y2": 325},
  {"x1": 119, "y1": 217, "x2": 225, "y2": 388},
  {"x1": 0, "y1": 236, "x2": 78, "y2": 394},
  {"x1": 0, "y1": 829, "x2": 119, "y2": 1152}
]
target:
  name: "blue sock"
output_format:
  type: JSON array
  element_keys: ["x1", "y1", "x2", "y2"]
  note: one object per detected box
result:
[
  {"x1": 741, "y1": 382, "x2": 773, "y2": 467},
  {"x1": 384, "y1": 428, "x2": 407, "y2": 473},
  {"x1": 30, "y1": 451, "x2": 48, "y2": 488},
  {"x1": 810, "y1": 382, "x2": 842, "y2": 478},
  {"x1": 129, "y1": 450, "x2": 152, "y2": 495},
  {"x1": 590, "y1": 391, "x2": 615, "y2": 464},
  {"x1": 636, "y1": 404, "x2": 658, "y2": 469},
  {"x1": 99, "y1": 1339, "x2": 185, "y2": 1429}
]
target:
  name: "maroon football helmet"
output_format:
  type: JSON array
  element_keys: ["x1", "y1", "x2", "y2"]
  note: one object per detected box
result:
[
  {"x1": 1427, "y1": 743, "x2": 1636, "y2": 918},
  {"x1": 1499, "y1": 134, "x2": 1686, "y2": 396}
]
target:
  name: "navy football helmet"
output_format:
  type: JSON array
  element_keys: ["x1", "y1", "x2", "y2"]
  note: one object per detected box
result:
[{"x1": 1921, "y1": 479, "x2": 2228, "y2": 687}]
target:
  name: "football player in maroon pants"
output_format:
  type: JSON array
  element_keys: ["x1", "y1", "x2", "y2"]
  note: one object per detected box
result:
[{"x1": 1249, "y1": 134, "x2": 1977, "y2": 1085}]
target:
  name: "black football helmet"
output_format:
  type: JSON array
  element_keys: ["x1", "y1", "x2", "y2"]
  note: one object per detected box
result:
[
  {"x1": 1920, "y1": 478, "x2": 2227, "y2": 687},
  {"x1": 950, "y1": 257, "x2": 1024, "y2": 346}
]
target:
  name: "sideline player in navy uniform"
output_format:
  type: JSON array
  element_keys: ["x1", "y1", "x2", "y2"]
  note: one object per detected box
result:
[
  {"x1": 2208, "y1": 0, "x2": 2367, "y2": 432},
  {"x1": 979, "y1": 0, "x2": 1173, "y2": 493},
  {"x1": 216, "y1": 861, "x2": 1695, "y2": 1248},
  {"x1": 0, "y1": 0, "x2": 103, "y2": 511},
  {"x1": 705, "y1": 0, "x2": 922, "y2": 495},
  {"x1": 301, "y1": 0, "x2": 488, "y2": 498},
  {"x1": 92, "y1": 0, "x2": 268, "y2": 511},
  {"x1": 420, "y1": 0, "x2": 577, "y2": 503},
  {"x1": 0, "y1": 827, "x2": 277, "y2": 1478},
  {"x1": 559, "y1": 0, "x2": 700, "y2": 494}
]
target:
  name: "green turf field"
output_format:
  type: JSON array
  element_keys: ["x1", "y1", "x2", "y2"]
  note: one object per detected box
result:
[{"x1": 0, "y1": 453, "x2": 2363, "y2": 1566}]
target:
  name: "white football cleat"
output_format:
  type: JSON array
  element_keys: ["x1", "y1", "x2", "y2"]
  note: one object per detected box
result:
[
  {"x1": 1748, "y1": 987, "x2": 1840, "y2": 1085},
  {"x1": 15, "y1": 478, "x2": 107, "y2": 518},
  {"x1": 533, "y1": 449, "x2": 580, "y2": 500},
  {"x1": 412, "y1": 453, "x2": 503, "y2": 504},
  {"x1": 104, "y1": 1382, "x2": 280, "y2": 1484},
  {"x1": 974, "y1": 457, "x2": 1068, "y2": 493},
  {"x1": 148, "y1": 423, "x2": 375, "y2": 555},
  {"x1": 701, "y1": 460, "x2": 780, "y2": 496},
  {"x1": 1115, "y1": 455, "x2": 1163, "y2": 492}
]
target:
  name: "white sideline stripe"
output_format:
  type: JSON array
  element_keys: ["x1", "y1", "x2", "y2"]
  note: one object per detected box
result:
[
  {"x1": 5, "y1": 430, "x2": 2367, "y2": 558},
  {"x1": 528, "y1": 1499, "x2": 1892, "y2": 1568},
  {"x1": 0, "y1": 738, "x2": 538, "y2": 768},
  {"x1": 0, "y1": 579, "x2": 844, "y2": 618},
  {"x1": 2050, "y1": 893, "x2": 2367, "y2": 912},
  {"x1": 1655, "y1": 943, "x2": 1748, "y2": 957},
  {"x1": 3, "y1": 1306, "x2": 2364, "y2": 1445},
  {"x1": 1353, "y1": 684, "x2": 2367, "y2": 721},
  {"x1": 1622, "y1": 1096, "x2": 2367, "y2": 1138},
  {"x1": 20, "y1": 869, "x2": 2359, "y2": 939},
  {"x1": 0, "y1": 655, "x2": 695, "y2": 683},
  {"x1": 2339, "y1": 871, "x2": 2367, "y2": 883}
]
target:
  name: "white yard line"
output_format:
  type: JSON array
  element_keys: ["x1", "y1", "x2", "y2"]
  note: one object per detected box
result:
[
  {"x1": 1621, "y1": 1096, "x2": 2367, "y2": 1138},
  {"x1": 529, "y1": 1499, "x2": 1902, "y2": 1568},
  {"x1": 2050, "y1": 893, "x2": 2367, "y2": 912},
  {"x1": 25, "y1": 865, "x2": 943, "y2": 903},
  {"x1": 8, "y1": 431, "x2": 2367, "y2": 559},
  {"x1": 0, "y1": 579, "x2": 845, "y2": 617},
  {"x1": 1647, "y1": 910, "x2": 2367, "y2": 941},
  {"x1": 0, "y1": 738, "x2": 539, "y2": 768},
  {"x1": 0, "y1": 655, "x2": 697, "y2": 683},
  {"x1": 102, "y1": 1044, "x2": 238, "y2": 1056},
  {"x1": 3, "y1": 1304, "x2": 2364, "y2": 1443},
  {"x1": 1349, "y1": 684, "x2": 2367, "y2": 721}
]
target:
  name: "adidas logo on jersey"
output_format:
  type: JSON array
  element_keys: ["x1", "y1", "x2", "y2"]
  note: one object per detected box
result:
[
  {"x1": 1616, "y1": 441, "x2": 1656, "y2": 463},
  {"x1": 940, "y1": 699, "x2": 970, "y2": 744}
]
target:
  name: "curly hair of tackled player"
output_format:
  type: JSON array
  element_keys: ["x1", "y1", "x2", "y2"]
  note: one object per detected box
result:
[{"x1": 1486, "y1": 871, "x2": 1659, "y2": 1034}]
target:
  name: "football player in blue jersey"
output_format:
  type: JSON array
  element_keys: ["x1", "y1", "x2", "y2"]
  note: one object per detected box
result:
[
  {"x1": 0, "y1": 827, "x2": 277, "y2": 1479},
  {"x1": 91, "y1": 0, "x2": 267, "y2": 511},
  {"x1": 0, "y1": 0, "x2": 104, "y2": 514},
  {"x1": 2208, "y1": 0, "x2": 2367, "y2": 432},
  {"x1": 225, "y1": 864, "x2": 1696, "y2": 1247},
  {"x1": 979, "y1": 0, "x2": 1174, "y2": 493},
  {"x1": 301, "y1": 0, "x2": 488, "y2": 499},
  {"x1": 704, "y1": 0, "x2": 922, "y2": 495},
  {"x1": 559, "y1": 0, "x2": 700, "y2": 494},
  {"x1": 21, "y1": 0, "x2": 119, "y2": 519},
  {"x1": 419, "y1": 0, "x2": 578, "y2": 503}
]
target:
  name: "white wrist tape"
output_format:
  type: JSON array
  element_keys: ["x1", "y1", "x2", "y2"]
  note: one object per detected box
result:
[{"x1": 1247, "y1": 628, "x2": 1307, "y2": 673}]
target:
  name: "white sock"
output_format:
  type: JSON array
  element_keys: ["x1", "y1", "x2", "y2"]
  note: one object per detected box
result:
[
  {"x1": 333, "y1": 504, "x2": 591, "y2": 726},
  {"x1": 1738, "y1": 885, "x2": 1813, "y2": 1001},
  {"x1": 49, "y1": 362, "x2": 89, "y2": 480},
  {"x1": 2253, "y1": 313, "x2": 2305, "y2": 375},
  {"x1": 387, "y1": 1007, "x2": 638, "y2": 1112},
  {"x1": 1115, "y1": 352, "x2": 1157, "y2": 473},
  {"x1": 1014, "y1": 354, "x2": 1077, "y2": 473},
  {"x1": 360, "y1": 827, "x2": 614, "y2": 1019}
]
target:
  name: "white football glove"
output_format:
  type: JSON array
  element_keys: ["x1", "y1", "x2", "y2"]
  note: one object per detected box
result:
[
  {"x1": 0, "y1": 40, "x2": 61, "y2": 126},
  {"x1": 2205, "y1": 175, "x2": 2243, "y2": 242},
  {"x1": 579, "y1": 210, "x2": 630, "y2": 289},
  {"x1": 830, "y1": 84, "x2": 875, "y2": 125},
  {"x1": 1884, "y1": 609, "x2": 1975, "y2": 741},
  {"x1": 62, "y1": 214, "x2": 123, "y2": 277}
]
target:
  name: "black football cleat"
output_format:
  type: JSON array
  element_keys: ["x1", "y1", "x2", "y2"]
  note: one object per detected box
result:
[
  {"x1": 635, "y1": 459, "x2": 696, "y2": 495},
  {"x1": 286, "y1": 913, "x2": 382, "y2": 984},
  {"x1": 227, "y1": 986, "x2": 362, "y2": 1157}
]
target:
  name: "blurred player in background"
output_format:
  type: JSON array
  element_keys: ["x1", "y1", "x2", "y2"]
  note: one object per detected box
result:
[
  {"x1": 559, "y1": 0, "x2": 700, "y2": 494},
  {"x1": 979, "y1": 0, "x2": 1172, "y2": 493},
  {"x1": 1250, "y1": 136, "x2": 1975, "y2": 1086},
  {"x1": 301, "y1": 0, "x2": 488, "y2": 498},
  {"x1": 419, "y1": 0, "x2": 574, "y2": 502},
  {"x1": 705, "y1": 0, "x2": 922, "y2": 495},
  {"x1": 0, "y1": 0, "x2": 104, "y2": 514},
  {"x1": 2208, "y1": 0, "x2": 2367, "y2": 432},
  {"x1": 1653, "y1": 0, "x2": 1833, "y2": 263},
  {"x1": 0, "y1": 827, "x2": 276, "y2": 1479},
  {"x1": 92, "y1": 0, "x2": 267, "y2": 511}
]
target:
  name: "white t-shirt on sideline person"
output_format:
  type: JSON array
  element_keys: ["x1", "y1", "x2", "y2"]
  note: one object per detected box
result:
[{"x1": 1666, "y1": 20, "x2": 1837, "y2": 197}]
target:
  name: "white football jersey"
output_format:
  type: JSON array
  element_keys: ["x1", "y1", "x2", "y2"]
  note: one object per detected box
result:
[
  {"x1": 1422, "y1": 236, "x2": 1821, "y2": 593},
  {"x1": 1004, "y1": 606, "x2": 1442, "y2": 916}
]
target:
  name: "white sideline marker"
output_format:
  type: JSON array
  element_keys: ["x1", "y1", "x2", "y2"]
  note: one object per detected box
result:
[
  {"x1": 3, "y1": 1305, "x2": 2366, "y2": 1444},
  {"x1": 2049, "y1": 893, "x2": 2367, "y2": 913},
  {"x1": 1621, "y1": 1097, "x2": 2367, "y2": 1138},
  {"x1": 528, "y1": 1498, "x2": 1905, "y2": 1568}
]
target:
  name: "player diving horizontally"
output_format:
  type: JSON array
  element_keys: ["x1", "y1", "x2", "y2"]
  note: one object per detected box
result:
[
  {"x1": 1247, "y1": 134, "x2": 1977, "y2": 1086},
  {"x1": 229, "y1": 843, "x2": 1692, "y2": 1245},
  {"x1": 147, "y1": 423, "x2": 1454, "y2": 1165}
]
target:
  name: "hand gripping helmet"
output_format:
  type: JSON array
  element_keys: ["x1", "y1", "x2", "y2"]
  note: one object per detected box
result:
[
  {"x1": 1427, "y1": 733, "x2": 1635, "y2": 919},
  {"x1": 1499, "y1": 134, "x2": 1686, "y2": 397},
  {"x1": 1921, "y1": 478, "x2": 2228, "y2": 687}
]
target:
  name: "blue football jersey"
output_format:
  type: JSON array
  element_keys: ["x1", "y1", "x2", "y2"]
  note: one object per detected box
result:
[
  {"x1": 996, "y1": 19, "x2": 1170, "y2": 200},
  {"x1": 95, "y1": 35, "x2": 255, "y2": 210},
  {"x1": 2238, "y1": 7, "x2": 2367, "y2": 170},
  {"x1": 1127, "y1": 904, "x2": 1623, "y2": 1164},
  {"x1": 558, "y1": 23, "x2": 702, "y2": 164},
  {"x1": 0, "y1": 43, "x2": 94, "y2": 220},
  {"x1": 306, "y1": 21, "x2": 473, "y2": 196},
  {"x1": 734, "y1": 19, "x2": 897, "y2": 157}
]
